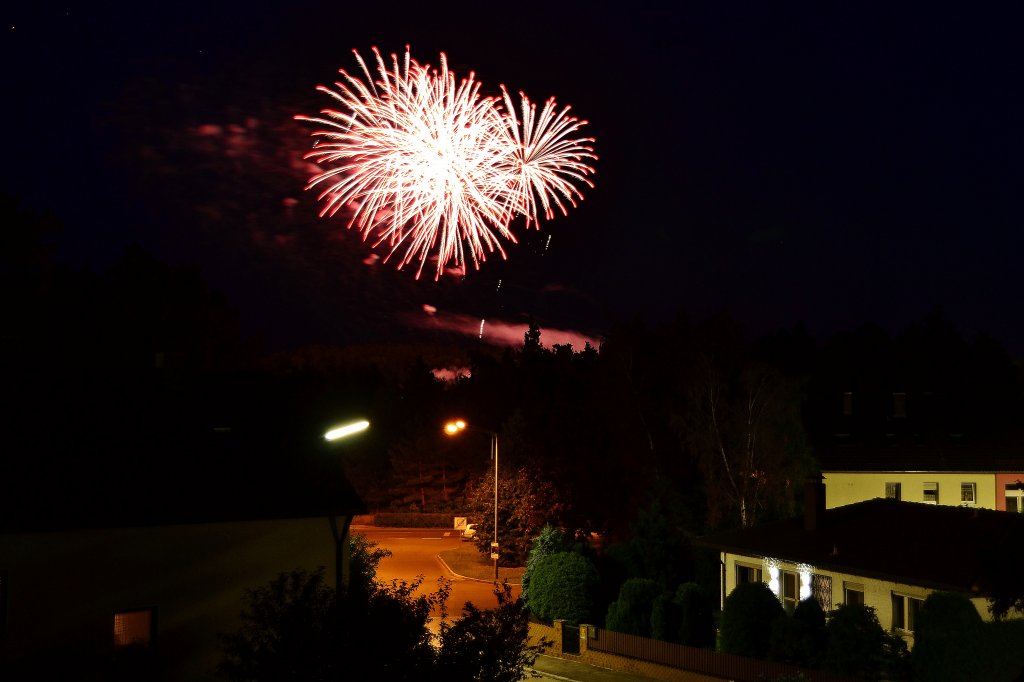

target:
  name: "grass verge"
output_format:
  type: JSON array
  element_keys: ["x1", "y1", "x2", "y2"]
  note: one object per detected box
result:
[{"x1": 439, "y1": 544, "x2": 526, "y2": 584}]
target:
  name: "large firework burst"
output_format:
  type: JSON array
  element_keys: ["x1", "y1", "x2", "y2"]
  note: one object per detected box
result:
[{"x1": 296, "y1": 47, "x2": 596, "y2": 279}]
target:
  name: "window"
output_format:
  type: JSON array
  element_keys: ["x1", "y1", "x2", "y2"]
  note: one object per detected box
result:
[
  {"x1": 923, "y1": 482, "x2": 939, "y2": 504},
  {"x1": 844, "y1": 582, "x2": 864, "y2": 606},
  {"x1": 736, "y1": 563, "x2": 763, "y2": 585},
  {"x1": 892, "y1": 392, "x2": 907, "y2": 418},
  {"x1": 1006, "y1": 483, "x2": 1024, "y2": 513},
  {"x1": 811, "y1": 574, "x2": 833, "y2": 611},
  {"x1": 960, "y1": 482, "x2": 977, "y2": 506},
  {"x1": 892, "y1": 594, "x2": 923, "y2": 633},
  {"x1": 782, "y1": 571, "x2": 799, "y2": 614},
  {"x1": 113, "y1": 609, "x2": 155, "y2": 648},
  {"x1": 885, "y1": 482, "x2": 902, "y2": 501}
]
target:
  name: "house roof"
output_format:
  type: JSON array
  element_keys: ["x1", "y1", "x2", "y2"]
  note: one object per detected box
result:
[
  {"x1": 1, "y1": 374, "x2": 368, "y2": 534},
  {"x1": 698, "y1": 499, "x2": 1024, "y2": 595}
]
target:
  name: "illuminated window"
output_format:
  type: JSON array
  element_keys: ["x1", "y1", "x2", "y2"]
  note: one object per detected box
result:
[
  {"x1": 892, "y1": 593, "x2": 923, "y2": 633},
  {"x1": 113, "y1": 609, "x2": 155, "y2": 648},
  {"x1": 885, "y1": 482, "x2": 902, "y2": 501},
  {"x1": 1005, "y1": 483, "x2": 1024, "y2": 513},
  {"x1": 782, "y1": 571, "x2": 799, "y2": 614},
  {"x1": 892, "y1": 392, "x2": 907, "y2": 418},
  {"x1": 736, "y1": 563, "x2": 763, "y2": 585},
  {"x1": 923, "y1": 482, "x2": 938, "y2": 504},
  {"x1": 844, "y1": 582, "x2": 864, "y2": 606},
  {"x1": 960, "y1": 482, "x2": 977, "y2": 506}
]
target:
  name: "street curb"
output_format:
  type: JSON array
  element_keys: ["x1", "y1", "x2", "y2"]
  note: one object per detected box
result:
[
  {"x1": 435, "y1": 552, "x2": 522, "y2": 586},
  {"x1": 526, "y1": 667, "x2": 580, "y2": 682}
]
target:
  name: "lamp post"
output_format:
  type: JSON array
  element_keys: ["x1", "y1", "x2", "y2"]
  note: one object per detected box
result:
[
  {"x1": 444, "y1": 419, "x2": 499, "y2": 579},
  {"x1": 323, "y1": 419, "x2": 370, "y2": 591}
]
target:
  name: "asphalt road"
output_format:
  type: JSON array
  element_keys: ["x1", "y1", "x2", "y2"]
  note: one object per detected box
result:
[
  {"x1": 352, "y1": 527, "x2": 653, "y2": 682},
  {"x1": 352, "y1": 526, "x2": 522, "y2": 629}
]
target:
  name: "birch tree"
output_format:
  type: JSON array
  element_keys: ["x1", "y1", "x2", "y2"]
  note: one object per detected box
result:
[{"x1": 681, "y1": 359, "x2": 811, "y2": 528}]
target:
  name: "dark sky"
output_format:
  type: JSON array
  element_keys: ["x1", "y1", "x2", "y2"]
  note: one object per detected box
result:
[{"x1": 4, "y1": 3, "x2": 1023, "y2": 356}]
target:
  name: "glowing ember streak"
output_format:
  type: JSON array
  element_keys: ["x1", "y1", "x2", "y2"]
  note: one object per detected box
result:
[{"x1": 296, "y1": 47, "x2": 596, "y2": 279}]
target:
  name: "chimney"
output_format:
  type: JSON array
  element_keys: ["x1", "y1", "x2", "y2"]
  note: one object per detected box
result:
[{"x1": 804, "y1": 474, "x2": 826, "y2": 531}]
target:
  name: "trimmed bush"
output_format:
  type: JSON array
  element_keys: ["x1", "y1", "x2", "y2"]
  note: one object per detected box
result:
[
  {"x1": 912, "y1": 591, "x2": 983, "y2": 682},
  {"x1": 522, "y1": 525, "x2": 571, "y2": 605},
  {"x1": 720, "y1": 582, "x2": 784, "y2": 658},
  {"x1": 651, "y1": 592, "x2": 680, "y2": 642},
  {"x1": 821, "y1": 603, "x2": 886, "y2": 680},
  {"x1": 605, "y1": 578, "x2": 663, "y2": 637},
  {"x1": 675, "y1": 582, "x2": 716, "y2": 648},
  {"x1": 770, "y1": 597, "x2": 826, "y2": 668},
  {"x1": 526, "y1": 552, "x2": 599, "y2": 625}
]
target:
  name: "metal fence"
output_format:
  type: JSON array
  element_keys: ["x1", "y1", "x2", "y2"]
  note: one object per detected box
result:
[{"x1": 587, "y1": 628, "x2": 862, "y2": 682}]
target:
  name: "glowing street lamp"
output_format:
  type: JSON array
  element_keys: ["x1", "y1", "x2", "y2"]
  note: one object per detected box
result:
[
  {"x1": 444, "y1": 419, "x2": 499, "y2": 580},
  {"x1": 323, "y1": 419, "x2": 369, "y2": 591},
  {"x1": 325, "y1": 420, "x2": 370, "y2": 441}
]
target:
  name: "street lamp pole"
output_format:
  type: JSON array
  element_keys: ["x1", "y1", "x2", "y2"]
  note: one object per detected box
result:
[
  {"x1": 323, "y1": 419, "x2": 370, "y2": 592},
  {"x1": 491, "y1": 431, "x2": 498, "y2": 580},
  {"x1": 445, "y1": 420, "x2": 500, "y2": 580}
]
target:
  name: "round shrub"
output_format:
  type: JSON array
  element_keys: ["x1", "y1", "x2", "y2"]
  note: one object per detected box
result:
[
  {"x1": 522, "y1": 525, "x2": 571, "y2": 605},
  {"x1": 770, "y1": 597, "x2": 826, "y2": 667},
  {"x1": 912, "y1": 591, "x2": 983, "y2": 682},
  {"x1": 720, "y1": 582, "x2": 784, "y2": 658},
  {"x1": 526, "y1": 551, "x2": 599, "y2": 626},
  {"x1": 676, "y1": 582, "x2": 717, "y2": 649},
  {"x1": 605, "y1": 578, "x2": 663, "y2": 637},
  {"x1": 821, "y1": 602, "x2": 886, "y2": 679}
]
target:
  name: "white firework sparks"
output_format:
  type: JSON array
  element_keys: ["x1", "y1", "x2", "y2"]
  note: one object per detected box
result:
[{"x1": 296, "y1": 46, "x2": 596, "y2": 279}]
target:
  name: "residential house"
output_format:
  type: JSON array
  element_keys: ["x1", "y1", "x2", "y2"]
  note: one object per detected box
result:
[
  {"x1": 698, "y1": 480, "x2": 1024, "y2": 647},
  {"x1": 819, "y1": 443, "x2": 1024, "y2": 511},
  {"x1": 0, "y1": 423, "x2": 365, "y2": 680}
]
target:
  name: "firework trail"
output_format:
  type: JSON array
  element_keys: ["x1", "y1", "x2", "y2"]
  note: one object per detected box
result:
[{"x1": 296, "y1": 47, "x2": 596, "y2": 279}]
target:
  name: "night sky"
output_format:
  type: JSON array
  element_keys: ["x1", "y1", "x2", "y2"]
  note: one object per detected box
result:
[{"x1": 5, "y1": 3, "x2": 1023, "y2": 356}]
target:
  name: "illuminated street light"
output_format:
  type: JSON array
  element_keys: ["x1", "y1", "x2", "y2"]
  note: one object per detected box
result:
[
  {"x1": 324, "y1": 420, "x2": 370, "y2": 441},
  {"x1": 444, "y1": 419, "x2": 499, "y2": 580},
  {"x1": 323, "y1": 418, "x2": 369, "y2": 591},
  {"x1": 444, "y1": 419, "x2": 466, "y2": 435}
]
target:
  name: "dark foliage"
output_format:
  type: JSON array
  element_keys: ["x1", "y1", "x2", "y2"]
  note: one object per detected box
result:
[
  {"x1": 770, "y1": 597, "x2": 826, "y2": 668},
  {"x1": 675, "y1": 582, "x2": 717, "y2": 648},
  {"x1": 650, "y1": 592, "x2": 680, "y2": 643},
  {"x1": 605, "y1": 578, "x2": 663, "y2": 637},
  {"x1": 911, "y1": 591, "x2": 983, "y2": 682},
  {"x1": 618, "y1": 478, "x2": 698, "y2": 590},
  {"x1": 820, "y1": 603, "x2": 887, "y2": 681},
  {"x1": 463, "y1": 466, "x2": 567, "y2": 566},
  {"x1": 526, "y1": 551, "x2": 600, "y2": 626},
  {"x1": 437, "y1": 582, "x2": 549, "y2": 682},
  {"x1": 975, "y1": 619, "x2": 1024, "y2": 682},
  {"x1": 522, "y1": 524, "x2": 572, "y2": 606},
  {"x1": 217, "y1": 535, "x2": 541, "y2": 682},
  {"x1": 216, "y1": 567, "x2": 351, "y2": 682},
  {"x1": 719, "y1": 581, "x2": 783, "y2": 658}
]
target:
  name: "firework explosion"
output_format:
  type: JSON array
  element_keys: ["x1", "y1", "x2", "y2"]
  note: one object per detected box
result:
[{"x1": 296, "y1": 47, "x2": 597, "y2": 279}]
